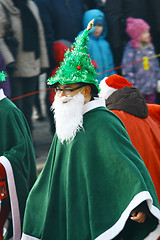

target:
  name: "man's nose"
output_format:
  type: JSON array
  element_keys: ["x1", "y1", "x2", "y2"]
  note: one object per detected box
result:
[{"x1": 58, "y1": 90, "x2": 66, "y2": 97}]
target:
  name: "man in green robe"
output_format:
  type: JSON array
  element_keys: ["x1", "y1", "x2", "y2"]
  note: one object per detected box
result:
[
  {"x1": 22, "y1": 21, "x2": 160, "y2": 240},
  {"x1": 0, "y1": 72, "x2": 37, "y2": 239}
]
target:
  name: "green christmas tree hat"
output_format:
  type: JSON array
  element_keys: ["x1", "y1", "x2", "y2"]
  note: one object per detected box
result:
[
  {"x1": 0, "y1": 71, "x2": 7, "y2": 82},
  {"x1": 47, "y1": 19, "x2": 100, "y2": 93}
]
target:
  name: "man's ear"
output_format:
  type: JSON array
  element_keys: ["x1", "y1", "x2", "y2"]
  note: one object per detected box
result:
[
  {"x1": 83, "y1": 85, "x2": 91, "y2": 98},
  {"x1": 83, "y1": 85, "x2": 92, "y2": 104}
]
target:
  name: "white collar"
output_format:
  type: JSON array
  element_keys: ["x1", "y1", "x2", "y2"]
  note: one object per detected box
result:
[
  {"x1": 83, "y1": 97, "x2": 106, "y2": 115},
  {"x1": 0, "y1": 89, "x2": 6, "y2": 101}
]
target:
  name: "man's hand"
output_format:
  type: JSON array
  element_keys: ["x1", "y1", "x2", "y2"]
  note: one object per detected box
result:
[
  {"x1": 6, "y1": 62, "x2": 17, "y2": 75},
  {"x1": 130, "y1": 211, "x2": 147, "y2": 223}
]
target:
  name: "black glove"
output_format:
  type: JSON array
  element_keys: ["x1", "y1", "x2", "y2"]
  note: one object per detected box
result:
[
  {"x1": 40, "y1": 68, "x2": 48, "y2": 74},
  {"x1": 6, "y1": 62, "x2": 17, "y2": 75}
]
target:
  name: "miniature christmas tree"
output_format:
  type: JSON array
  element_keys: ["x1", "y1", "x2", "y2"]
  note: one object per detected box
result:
[{"x1": 47, "y1": 20, "x2": 100, "y2": 93}]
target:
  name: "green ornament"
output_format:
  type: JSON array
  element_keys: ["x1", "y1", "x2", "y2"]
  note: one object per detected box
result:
[
  {"x1": 47, "y1": 19, "x2": 100, "y2": 93},
  {"x1": 0, "y1": 71, "x2": 7, "y2": 82}
]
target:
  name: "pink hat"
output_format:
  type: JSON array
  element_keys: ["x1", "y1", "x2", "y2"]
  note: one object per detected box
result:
[
  {"x1": 126, "y1": 17, "x2": 150, "y2": 43},
  {"x1": 99, "y1": 74, "x2": 132, "y2": 99}
]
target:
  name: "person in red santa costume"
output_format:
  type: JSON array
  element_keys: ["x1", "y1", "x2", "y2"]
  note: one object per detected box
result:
[{"x1": 99, "y1": 74, "x2": 160, "y2": 204}]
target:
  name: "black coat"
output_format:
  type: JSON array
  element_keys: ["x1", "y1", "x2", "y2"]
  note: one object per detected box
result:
[{"x1": 33, "y1": 0, "x2": 86, "y2": 69}]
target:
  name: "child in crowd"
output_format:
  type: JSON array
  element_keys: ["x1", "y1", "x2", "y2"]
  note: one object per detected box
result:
[
  {"x1": 82, "y1": 9, "x2": 116, "y2": 83},
  {"x1": 121, "y1": 17, "x2": 160, "y2": 104}
]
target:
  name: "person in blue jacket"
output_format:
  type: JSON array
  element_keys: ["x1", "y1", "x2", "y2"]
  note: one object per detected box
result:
[{"x1": 82, "y1": 9, "x2": 116, "y2": 82}]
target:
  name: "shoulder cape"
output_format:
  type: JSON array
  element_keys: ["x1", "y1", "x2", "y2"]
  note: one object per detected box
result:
[
  {"x1": 22, "y1": 107, "x2": 160, "y2": 240},
  {"x1": 0, "y1": 98, "x2": 37, "y2": 239}
]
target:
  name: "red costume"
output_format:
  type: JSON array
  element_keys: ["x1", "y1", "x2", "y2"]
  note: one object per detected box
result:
[{"x1": 100, "y1": 75, "x2": 160, "y2": 203}]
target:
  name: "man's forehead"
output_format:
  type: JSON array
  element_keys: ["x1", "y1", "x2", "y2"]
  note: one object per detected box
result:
[{"x1": 57, "y1": 83, "x2": 80, "y2": 88}]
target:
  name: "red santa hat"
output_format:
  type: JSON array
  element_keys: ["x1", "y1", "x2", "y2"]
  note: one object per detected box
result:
[{"x1": 99, "y1": 74, "x2": 133, "y2": 99}]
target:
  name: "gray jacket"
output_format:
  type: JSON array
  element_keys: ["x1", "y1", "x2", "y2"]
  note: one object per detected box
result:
[{"x1": 0, "y1": 0, "x2": 49, "y2": 77}]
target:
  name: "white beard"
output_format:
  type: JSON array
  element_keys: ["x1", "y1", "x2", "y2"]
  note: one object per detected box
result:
[{"x1": 51, "y1": 92, "x2": 85, "y2": 143}]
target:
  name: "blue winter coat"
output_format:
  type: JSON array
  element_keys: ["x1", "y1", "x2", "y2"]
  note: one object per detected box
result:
[{"x1": 82, "y1": 9, "x2": 116, "y2": 83}]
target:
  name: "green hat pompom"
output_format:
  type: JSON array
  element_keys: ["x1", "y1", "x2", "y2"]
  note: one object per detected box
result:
[
  {"x1": 47, "y1": 19, "x2": 100, "y2": 93},
  {"x1": 0, "y1": 71, "x2": 7, "y2": 82}
]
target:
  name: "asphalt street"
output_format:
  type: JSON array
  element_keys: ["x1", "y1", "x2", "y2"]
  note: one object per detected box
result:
[
  {"x1": 32, "y1": 73, "x2": 53, "y2": 173},
  {"x1": 32, "y1": 116, "x2": 53, "y2": 173}
]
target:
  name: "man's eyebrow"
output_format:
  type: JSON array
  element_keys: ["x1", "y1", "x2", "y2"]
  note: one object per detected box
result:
[
  {"x1": 57, "y1": 85, "x2": 74, "y2": 89},
  {"x1": 63, "y1": 85, "x2": 72, "y2": 88}
]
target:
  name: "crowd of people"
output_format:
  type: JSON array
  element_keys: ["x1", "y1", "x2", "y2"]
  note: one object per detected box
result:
[
  {"x1": 0, "y1": 0, "x2": 160, "y2": 239},
  {"x1": 0, "y1": 0, "x2": 160, "y2": 132}
]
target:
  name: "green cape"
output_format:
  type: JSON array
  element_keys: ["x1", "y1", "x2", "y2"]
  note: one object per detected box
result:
[
  {"x1": 22, "y1": 106, "x2": 160, "y2": 240},
  {"x1": 0, "y1": 97, "x2": 37, "y2": 239}
]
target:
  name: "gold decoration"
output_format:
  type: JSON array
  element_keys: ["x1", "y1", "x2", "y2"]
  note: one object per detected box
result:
[{"x1": 87, "y1": 19, "x2": 94, "y2": 31}]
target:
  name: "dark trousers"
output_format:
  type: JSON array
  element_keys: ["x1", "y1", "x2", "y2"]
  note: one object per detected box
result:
[
  {"x1": 34, "y1": 77, "x2": 43, "y2": 117},
  {"x1": 10, "y1": 76, "x2": 37, "y2": 133},
  {"x1": 156, "y1": 92, "x2": 160, "y2": 104},
  {"x1": 45, "y1": 69, "x2": 55, "y2": 135}
]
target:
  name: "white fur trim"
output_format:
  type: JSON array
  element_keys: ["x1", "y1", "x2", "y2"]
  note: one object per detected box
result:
[
  {"x1": 0, "y1": 156, "x2": 21, "y2": 240},
  {"x1": 21, "y1": 192, "x2": 160, "y2": 240},
  {"x1": 0, "y1": 89, "x2": 6, "y2": 100},
  {"x1": 21, "y1": 233, "x2": 40, "y2": 240},
  {"x1": 95, "y1": 191, "x2": 160, "y2": 240},
  {"x1": 83, "y1": 97, "x2": 105, "y2": 115},
  {"x1": 99, "y1": 77, "x2": 117, "y2": 100}
]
